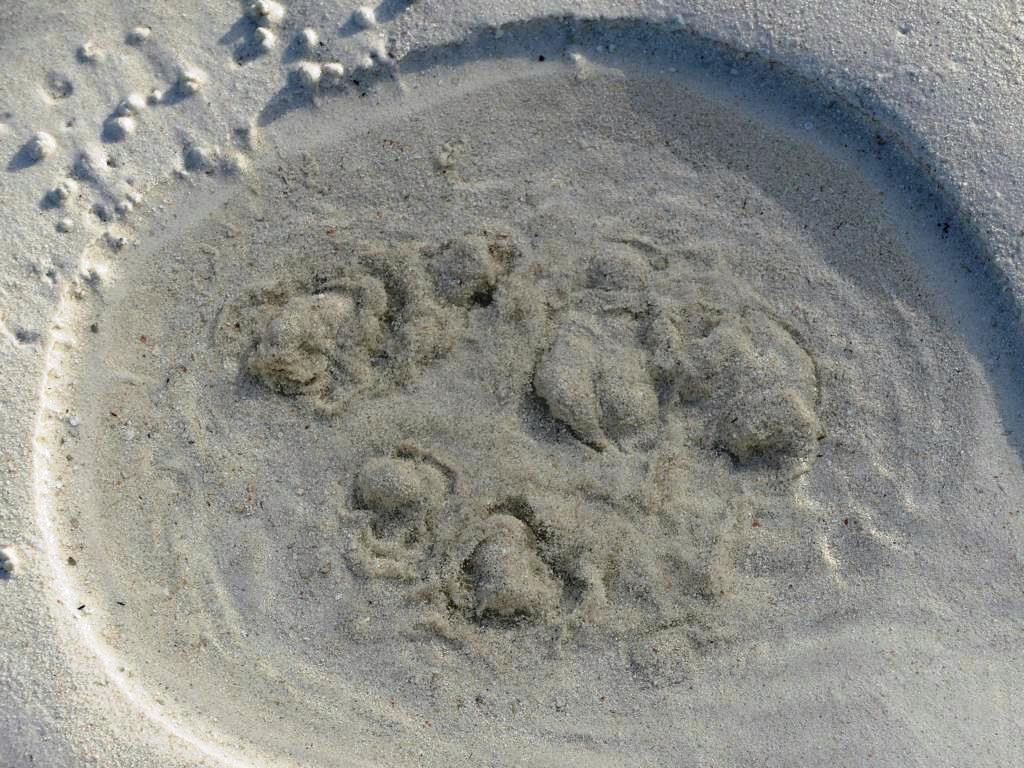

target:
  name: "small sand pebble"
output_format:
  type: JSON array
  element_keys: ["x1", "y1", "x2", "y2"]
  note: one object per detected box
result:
[
  {"x1": 47, "y1": 178, "x2": 78, "y2": 207},
  {"x1": 56, "y1": 217, "x2": 75, "y2": 233},
  {"x1": 147, "y1": 89, "x2": 164, "y2": 105},
  {"x1": 126, "y1": 26, "x2": 152, "y2": 45},
  {"x1": 116, "y1": 93, "x2": 147, "y2": 116},
  {"x1": 178, "y1": 67, "x2": 207, "y2": 95},
  {"x1": 77, "y1": 42, "x2": 104, "y2": 63},
  {"x1": 298, "y1": 27, "x2": 319, "y2": 52},
  {"x1": 296, "y1": 62, "x2": 322, "y2": 90},
  {"x1": 27, "y1": 131, "x2": 57, "y2": 161},
  {"x1": 352, "y1": 5, "x2": 377, "y2": 29},
  {"x1": 106, "y1": 115, "x2": 137, "y2": 141},
  {"x1": 1, "y1": 546, "x2": 19, "y2": 575},
  {"x1": 321, "y1": 62, "x2": 346, "y2": 87},
  {"x1": 114, "y1": 199, "x2": 133, "y2": 216},
  {"x1": 254, "y1": 27, "x2": 277, "y2": 51},
  {"x1": 246, "y1": 0, "x2": 286, "y2": 28}
]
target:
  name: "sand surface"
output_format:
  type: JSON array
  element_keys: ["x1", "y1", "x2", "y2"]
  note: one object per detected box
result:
[{"x1": 2, "y1": 3, "x2": 1023, "y2": 768}]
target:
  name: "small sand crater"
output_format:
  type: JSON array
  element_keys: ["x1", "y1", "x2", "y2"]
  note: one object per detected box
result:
[
  {"x1": 40, "y1": 42, "x2": 993, "y2": 767},
  {"x1": 44, "y1": 71, "x2": 74, "y2": 100}
]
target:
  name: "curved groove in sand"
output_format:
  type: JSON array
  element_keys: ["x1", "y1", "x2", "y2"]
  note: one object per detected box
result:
[{"x1": 32, "y1": 281, "x2": 261, "y2": 768}]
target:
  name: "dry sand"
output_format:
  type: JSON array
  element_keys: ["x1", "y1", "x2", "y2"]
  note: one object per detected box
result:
[{"x1": 2, "y1": 3, "x2": 1023, "y2": 768}]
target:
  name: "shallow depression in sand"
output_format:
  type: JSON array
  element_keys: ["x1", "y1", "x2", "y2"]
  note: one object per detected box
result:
[{"x1": 34, "y1": 20, "x2": 1024, "y2": 768}]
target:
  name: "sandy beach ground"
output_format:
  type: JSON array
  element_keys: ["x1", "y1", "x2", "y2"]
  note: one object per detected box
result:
[{"x1": 1, "y1": 2, "x2": 1023, "y2": 767}]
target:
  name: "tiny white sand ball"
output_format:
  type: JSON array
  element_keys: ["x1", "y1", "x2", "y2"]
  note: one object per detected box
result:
[
  {"x1": 126, "y1": 26, "x2": 152, "y2": 45},
  {"x1": 178, "y1": 66, "x2": 207, "y2": 95},
  {"x1": 115, "y1": 199, "x2": 133, "y2": 215},
  {"x1": 0, "y1": 546, "x2": 19, "y2": 575},
  {"x1": 352, "y1": 5, "x2": 377, "y2": 29},
  {"x1": 247, "y1": 0, "x2": 286, "y2": 28},
  {"x1": 116, "y1": 93, "x2": 147, "y2": 116},
  {"x1": 296, "y1": 61, "x2": 322, "y2": 90},
  {"x1": 147, "y1": 88, "x2": 164, "y2": 105},
  {"x1": 321, "y1": 62, "x2": 346, "y2": 87},
  {"x1": 107, "y1": 115, "x2": 137, "y2": 141},
  {"x1": 299, "y1": 27, "x2": 319, "y2": 52},
  {"x1": 254, "y1": 27, "x2": 277, "y2": 51},
  {"x1": 77, "y1": 41, "x2": 104, "y2": 63},
  {"x1": 48, "y1": 178, "x2": 78, "y2": 206},
  {"x1": 56, "y1": 217, "x2": 75, "y2": 233},
  {"x1": 27, "y1": 131, "x2": 57, "y2": 161}
]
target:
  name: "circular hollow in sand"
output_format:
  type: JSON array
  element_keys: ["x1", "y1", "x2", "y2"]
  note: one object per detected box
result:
[{"x1": 33, "y1": 18, "x2": 1024, "y2": 768}]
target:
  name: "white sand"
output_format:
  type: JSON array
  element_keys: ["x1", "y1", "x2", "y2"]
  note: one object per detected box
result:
[{"x1": 2, "y1": 3, "x2": 1023, "y2": 767}]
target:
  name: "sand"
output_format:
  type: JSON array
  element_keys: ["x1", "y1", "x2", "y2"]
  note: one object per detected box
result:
[{"x1": 2, "y1": 3, "x2": 1024, "y2": 768}]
